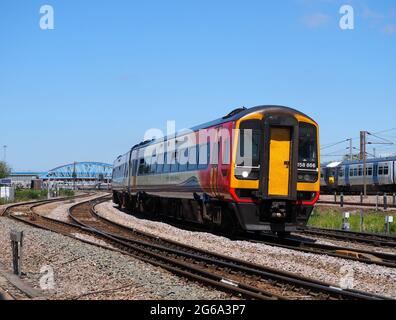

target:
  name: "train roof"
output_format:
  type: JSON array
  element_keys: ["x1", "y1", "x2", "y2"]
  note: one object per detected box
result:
[
  {"x1": 131, "y1": 105, "x2": 315, "y2": 151},
  {"x1": 342, "y1": 156, "x2": 396, "y2": 165},
  {"x1": 190, "y1": 105, "x2": 315, "y2": 131},
  {"x1": 322, "y1": 156, "x2": 396, "y2": 168}
]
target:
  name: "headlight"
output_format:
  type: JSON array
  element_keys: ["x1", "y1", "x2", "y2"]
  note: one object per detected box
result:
[
  {"x1": 298, "y1": 172, "x2": 318, "y2": 182},
  {"x1": 235, "y1": 167, "x2": 260, "y2": 180}
]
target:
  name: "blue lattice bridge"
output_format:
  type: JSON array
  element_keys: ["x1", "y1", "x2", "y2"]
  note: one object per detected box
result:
[{"x1": 40, "y1": 162, "x2": 113, "y2": 181}]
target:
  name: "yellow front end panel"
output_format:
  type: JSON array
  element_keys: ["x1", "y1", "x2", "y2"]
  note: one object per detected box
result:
[{"x1": 268, "y1": 127, "x2": 291, "y2": 196}]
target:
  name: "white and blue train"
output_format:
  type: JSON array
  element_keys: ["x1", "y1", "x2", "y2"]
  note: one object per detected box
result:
[{"x1": 320, "y1": 157, "x2": 396, "y2": 194}]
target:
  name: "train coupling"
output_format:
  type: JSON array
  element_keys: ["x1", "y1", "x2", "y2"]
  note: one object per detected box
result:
[{"x1": 270, "y1": 202, "x2": 287, "y2": 219}]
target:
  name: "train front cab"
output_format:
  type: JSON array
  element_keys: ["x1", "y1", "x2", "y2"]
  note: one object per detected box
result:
[{"x1": 229, "y1": 109, "x2": 320, "y2": 234}]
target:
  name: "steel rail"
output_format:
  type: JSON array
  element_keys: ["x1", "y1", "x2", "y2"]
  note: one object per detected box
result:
[
  {"x1": 302, "y1": 226, "x2": 396, "y2": 241},
  {"x1": 6, "y1": 196, "x2": 279, "y2": 300},
  {"x1": 118, "y1": 205, "x2": 396, "y2": 268},
  {"x1": 67, "y1": 198, "x2": 389, "y2": 300},
  {"x1": 4, "y1": 196, "x2": 392, "y2": 300},
  {"x1": 300, "y1": 227, "x2": 396, "y2": 247}
]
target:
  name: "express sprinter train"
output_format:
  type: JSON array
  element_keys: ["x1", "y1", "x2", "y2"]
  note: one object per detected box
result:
[{"x1": 112, "y1": 106, "x2": 320, "y2": 236}]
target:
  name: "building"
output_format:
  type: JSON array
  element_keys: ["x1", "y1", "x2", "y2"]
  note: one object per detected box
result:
[{"x1": 6, "y1": 172, "x2": 44, "y2": 188}]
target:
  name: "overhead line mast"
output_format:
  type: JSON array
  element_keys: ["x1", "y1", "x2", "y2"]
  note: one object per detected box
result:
[{"x1": 360, "y1": 131, "x2": 367, "y2": 197}]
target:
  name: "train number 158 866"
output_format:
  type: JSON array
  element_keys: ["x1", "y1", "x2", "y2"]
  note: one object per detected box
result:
[{"x1": 298, "y1": 162, "x2": 317, "y2": 169}]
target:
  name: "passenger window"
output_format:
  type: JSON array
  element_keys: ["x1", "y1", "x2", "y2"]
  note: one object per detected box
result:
[
  {"x1": 198, "y1": 142, "x2": 210, "y2": 170},
  {"x1": 353, "y1": 168, "x2": 358, "y2": 176},
  {"x1": 349, "y1": 168, "x2": 353, "y2": 177},
  {"x1": 384, "y1": 165, "x2": 389, "y2": 175},
  {"x1": 222, "y1": 138, "x2": 231, "y2": 165},
  {"x1": 379, "y1": 166, "x2": 383, "y2": 175},
  {"x1": 150, "y1": 155, "x2": 157, "y2": 174},
  {"x1": 358, "y1": 167, "x2": 363, "y2": 176},
  {"x1": 138, "y1": 158, "x2": 145, "y2": 175},
  {"x1": 188, "y1": 146, "x2": 198, "y2": 171},
  {"x1": 144, "y1": 157, "x2": 151, "y2": 175},
  {"x1": 171, "y1": 151, "x2": 179, "y2": 172},
  {"x1": 156, "y1": 154, "x2": 164, "y2": 173},
  {"x1": 163, "y1": 152, "x2": 170, "y2": 173},
  {"x1": 178, "y1": 148, "x2": 188, "y2": 172}
]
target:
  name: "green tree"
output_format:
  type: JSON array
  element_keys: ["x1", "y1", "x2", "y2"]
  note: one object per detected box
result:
[{"x1": 0, "y1": 161, "x2": 11, "y2": 179}]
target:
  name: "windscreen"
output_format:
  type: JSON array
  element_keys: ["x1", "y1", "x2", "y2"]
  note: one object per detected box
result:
[{"x1": 298, "y1": 123, "x2": 318, "y2": 170}]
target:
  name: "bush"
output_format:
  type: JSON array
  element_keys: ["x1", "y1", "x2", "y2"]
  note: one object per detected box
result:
[
  {"x1": 15, "y1": 189, "x2": 48, "y2": 202},
  {"x1": 59, "y1": 189, "x2": 75, "y2": 197}
]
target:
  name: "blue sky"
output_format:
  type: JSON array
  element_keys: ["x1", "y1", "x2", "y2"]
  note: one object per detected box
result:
[{"x1": 1, "y1": 0, "x2": 395, "y2": 171}]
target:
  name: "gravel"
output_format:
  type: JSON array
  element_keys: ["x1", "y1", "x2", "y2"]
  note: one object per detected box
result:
[
  {"x1": 0, "y1": 217, "x2": 229, "y2": 300},
  {"x1": 96, "y1": 201, "x2": 396, "y2": 298}
]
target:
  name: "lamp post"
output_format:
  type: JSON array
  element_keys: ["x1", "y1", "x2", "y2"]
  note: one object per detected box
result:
[
  {"x1": 47, "y1": 172, "x2": 52, "y2": 199},
  {"x1": 347, "y1": 138, "x2": 353, "y2": 161}
]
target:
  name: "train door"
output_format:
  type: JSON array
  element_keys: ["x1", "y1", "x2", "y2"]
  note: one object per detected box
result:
[
  {"x1": 215, "y1": 125, "x2": 231, "y2": 197},
  {"x1": 126, "y1": 151, "x2": 131, "y2": 192},
  {"x1": 268, "y1": 127, "x2": 292, "y2": 197},
  {"x1": 394, "y1": 161, "x2": 396, "y2": 186},
  {"x1": 373, "y1": 162, "x2": 379, "y2": 186},
  {"x1": 132, "y1": 149, "x2": 139, "y2": 191},
  {"x1": 345, "y1": 164, "x2": 350, "y2": 187},
  {"x1": 210, "y1": 127, "x2": 221, "y2": 197}
]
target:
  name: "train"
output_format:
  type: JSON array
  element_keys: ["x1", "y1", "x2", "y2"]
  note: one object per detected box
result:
[
  {"x1": 321, "y1": 157, "x2": 396, "y2": 194},
  {"x1": 112, "y1": 105, "x2": 320, "y2": 236}
]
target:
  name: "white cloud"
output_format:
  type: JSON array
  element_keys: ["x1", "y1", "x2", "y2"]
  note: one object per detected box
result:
[
  {"x1": 383, "y1": 24, "x2": 396, "y2": 34},
  {"x1": 362, "y1": 7, "x2": 385, "y2": 20},
  {"x1": 302, "y1": 13, "x2": 330, "y2": 28}
]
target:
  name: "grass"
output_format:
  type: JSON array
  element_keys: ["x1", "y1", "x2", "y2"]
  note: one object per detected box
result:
[
  {"x1": 14, "y1": 189, "x2": 48, "y2": 202},
  {"x1": 308, "y1": 206, "x2": 396, "y2": 235},
  {"x1": 58, "y1": 189, "x2": 75, "y2": 197},
  {"x1": 0, "y1": 188, "x2": 75, "y2": 204}
]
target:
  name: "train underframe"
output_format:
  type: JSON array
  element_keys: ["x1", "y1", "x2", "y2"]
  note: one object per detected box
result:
[{"x1": 113, "y1": 190, "x2": 313, "y2": 235}]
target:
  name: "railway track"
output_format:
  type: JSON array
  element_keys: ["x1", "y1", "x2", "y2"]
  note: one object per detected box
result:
[
  {"x1": 122, "y1": 207, "x2": 396, "y2": 268},
  {"x1": 237, "y1": 233, "x2": 396, "y2": 268},
  {"x1": 6, "y1": 196, "x2": 282, "y2": 300},
  {"x1": 0, "y1": 193, "x2": 93, "y2": 217},
  {"x1": 2, "y1": 196, "x2": 392, "y2": 300},
  {"x1": 68, "y1": 198, "x2": 390, "y2": 300},
  {"x1": 299, "y1": 227, "x2": 396, "y2": 248}
]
